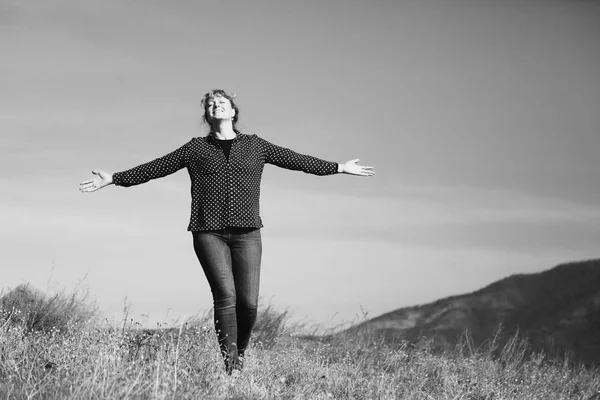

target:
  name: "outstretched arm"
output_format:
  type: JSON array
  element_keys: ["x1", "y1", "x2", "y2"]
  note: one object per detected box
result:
[
  {"x1": 260, "y1": 137, "x2": 338, "y2": 175},
  {"x1": 337, "y1": 159, "x2": 375, "y2": 177},
  {"x1": 260, "y1": 137, "x2": 374, "y2": 177},
  {"x1": 79, "y1": 140, "x2": 191, "y2": 193},
  {"x1": 79, "y1": 170, "x2": 114, "y2": 193}
]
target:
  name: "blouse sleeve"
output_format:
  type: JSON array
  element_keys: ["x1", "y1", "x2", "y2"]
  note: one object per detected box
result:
[
  {"x1": 113, "y1": 141, "x2": 191, "y2": 187},
  {"x1": 258, "y1": 136, "x2": 338, "y2": 176}
]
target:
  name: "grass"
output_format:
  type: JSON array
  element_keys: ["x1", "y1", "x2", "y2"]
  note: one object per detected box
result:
[{"x1": 1, "y1": 290, "x2": 599, "y2": 399}]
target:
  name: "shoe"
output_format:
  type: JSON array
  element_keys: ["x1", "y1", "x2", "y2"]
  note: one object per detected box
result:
[
  {"x1": 225, "y1": 351, "x2": 240, "y2": 375},
  {"x1": 236, "y1": 355, "x2": 245, "y2": 371}
]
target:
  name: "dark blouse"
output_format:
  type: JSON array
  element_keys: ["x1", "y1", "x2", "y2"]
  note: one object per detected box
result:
[{"x1": 112, "y1": 133, "x2": 339, "y2": 231}]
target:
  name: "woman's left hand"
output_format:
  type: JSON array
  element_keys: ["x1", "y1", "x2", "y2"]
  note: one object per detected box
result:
[{"x1": 339, "y1": 159, "x2": 375, "y2": 176}]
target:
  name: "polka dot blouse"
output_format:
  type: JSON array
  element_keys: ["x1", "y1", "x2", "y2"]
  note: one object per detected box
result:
[{"x1": 112, "y1": 133, "x2": 339, "y2": 231}]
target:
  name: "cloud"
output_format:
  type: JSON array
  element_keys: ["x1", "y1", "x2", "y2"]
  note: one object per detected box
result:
[
  {"x1": 258, "y1": 182, "x2": 600, "y2": 259},
  {"x1": 264, "y1": 182, "x2": 600, "y2": 231},
  {"x1": 399, "y1": 184, "x2": 600, "y2": 224}
]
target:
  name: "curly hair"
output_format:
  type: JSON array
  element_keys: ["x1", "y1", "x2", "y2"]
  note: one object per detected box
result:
[{"x1": 200, "y1": 89, "x2": 240, "y2": 132}]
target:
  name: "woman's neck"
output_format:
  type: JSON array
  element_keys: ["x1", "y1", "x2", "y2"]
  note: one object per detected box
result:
[{"x1": 211, "y1": 121, "x2": 237, "y2": 140}]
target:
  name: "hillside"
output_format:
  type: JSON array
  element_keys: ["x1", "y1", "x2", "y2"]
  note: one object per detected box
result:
[{"x1": 336, "y1": 259, "x2": 600, "y2": 366}]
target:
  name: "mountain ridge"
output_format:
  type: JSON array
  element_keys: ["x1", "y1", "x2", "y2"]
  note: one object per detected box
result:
[{"x1": 336, "y1": 259, "x2": 600, "y2": 366}]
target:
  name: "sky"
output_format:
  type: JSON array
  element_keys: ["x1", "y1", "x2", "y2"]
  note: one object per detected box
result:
[{"x1": 1, "y1": 0, "x2": 599, "y2": 330}]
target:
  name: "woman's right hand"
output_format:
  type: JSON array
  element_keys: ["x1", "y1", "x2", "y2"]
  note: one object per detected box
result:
[{"x1": 79, "y1": 170, "x2": 114, "y2": 193}]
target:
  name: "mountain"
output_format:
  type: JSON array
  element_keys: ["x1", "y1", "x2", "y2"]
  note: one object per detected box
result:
[{"x1": 336, "y1": 259, "x2": 600, "y2": 366}]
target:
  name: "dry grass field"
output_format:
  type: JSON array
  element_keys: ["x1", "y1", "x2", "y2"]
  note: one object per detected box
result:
[{"x1": 1, "y1": 287, "x2": 599, "y2": 400}]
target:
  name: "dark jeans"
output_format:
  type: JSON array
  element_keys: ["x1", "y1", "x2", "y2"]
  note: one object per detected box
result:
[{"x1": 192, "y1": 227, "x2": 262, "y2": 371}]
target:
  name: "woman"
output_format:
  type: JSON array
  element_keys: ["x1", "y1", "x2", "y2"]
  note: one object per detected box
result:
[{"x1": 79, "y1": 89, "x2": 374, "y2": 374}]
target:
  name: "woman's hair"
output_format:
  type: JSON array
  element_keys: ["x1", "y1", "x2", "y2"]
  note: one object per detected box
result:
[{"x1": 201, "y1": 89, "x2": 240, "y2": 132}]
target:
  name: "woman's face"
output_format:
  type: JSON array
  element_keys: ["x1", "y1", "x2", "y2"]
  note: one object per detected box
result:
[{"x1": 206, "y1": 95, "x2": 235, "y2": 123}]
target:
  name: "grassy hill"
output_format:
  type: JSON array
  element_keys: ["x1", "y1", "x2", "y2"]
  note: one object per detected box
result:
[
  {"x1": 1, "y1": 262, "x2": 599, "y2": 398},
  {"x1": 336, "y1": 259, "x2": 600, "y2": 366}
]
